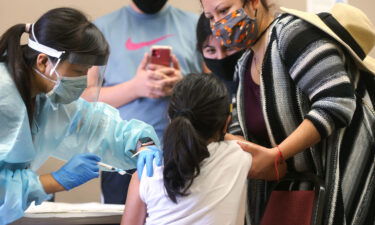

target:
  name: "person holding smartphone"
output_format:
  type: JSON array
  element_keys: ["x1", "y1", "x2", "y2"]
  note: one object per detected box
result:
[{"x1": 83, "y1": 0, "x2": 203, "y2": 205}]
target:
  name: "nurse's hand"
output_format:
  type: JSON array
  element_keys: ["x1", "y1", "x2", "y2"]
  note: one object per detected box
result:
[
  {"x1": 51, "y1": 153, "x2": 101, "y2": 190},
  {"x1": 136, "y1": 146, "x2": 163, "y2": 180}
]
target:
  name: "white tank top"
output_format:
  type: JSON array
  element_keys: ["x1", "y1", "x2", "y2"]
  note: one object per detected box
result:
[{"x1": 140, "y1": 140, "x2": 252, "y2": 225}]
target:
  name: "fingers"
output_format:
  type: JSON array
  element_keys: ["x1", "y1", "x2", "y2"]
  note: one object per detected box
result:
[
  {"x1": 142, "y1": 66, "x2": 181, "y2": 98},
  {"x1": 147, "y1": 70, "x2": 169, "y2": 80},
  {"x1": 135, "y1": 146, "x2": 163, "y2": 179},
  {"x1": 145, "y1": 153, "x2": 154, "y2": 177},
  {"x1": 87, "y1": 162, "x2": 99, "y2": 171},
  {"x1": 147, "y1": 146, "x2": 163, "y2": 166},
  {"x1": 144, "y1": 83, "x2": 165, "y2": 98},
  {"x1": 145, "y1": 78, "x2": 177, "y2": 98},
  {"x1": 147, "y1": 63, "x2": 164, "y2": 71},
  {"x1": 148, "y1": 67, "x2": 175, "y2": 79},
  {"x1": 81, "y1": 153, "x2": 101, "y2": 162},
  {"x1": 93, "y1": 171, "x2": 100, "y2": 178},
  {"x1": 138, "y1": 53, "x2": 149, "y2": 70},
  {"x1": 237, "y1": 141, "x2": 259, "y2": 154},
  {"x1": 155, "y1": 152, "x2": 162, "y2": 166},
  {"x1": 137, "y1": 156, "x2": 145, "y2": 180}
]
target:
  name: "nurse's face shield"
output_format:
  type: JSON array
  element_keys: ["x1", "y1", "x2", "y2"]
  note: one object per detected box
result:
[{"x1": 28, "y1": 24, "x2": 108, "y2": 102}]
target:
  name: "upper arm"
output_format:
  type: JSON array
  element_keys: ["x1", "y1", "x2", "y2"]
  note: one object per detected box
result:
[{"x1": 121, "y1": 172, "x2": 147, "y2": 225}]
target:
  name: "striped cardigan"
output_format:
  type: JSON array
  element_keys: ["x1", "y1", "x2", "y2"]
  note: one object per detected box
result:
[{"x1": 229, "y1": 14, "x2": 375, "y2": 225}]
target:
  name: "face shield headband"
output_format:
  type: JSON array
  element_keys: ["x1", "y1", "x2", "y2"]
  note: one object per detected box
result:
[
  {"x1": 27, "y1": 23, "x2": 108, "y2": 70},
  {"x1": 27, "y1": 23, "x2": 107, "y2": 103}
]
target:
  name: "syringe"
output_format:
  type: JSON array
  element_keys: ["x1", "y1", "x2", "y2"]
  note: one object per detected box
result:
[{"x1": 97, "y1": 162, "x2": 127, "y2": 175}]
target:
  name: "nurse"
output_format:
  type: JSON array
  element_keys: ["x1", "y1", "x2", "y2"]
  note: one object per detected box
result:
[{"x1": 0, "y1": 7, "x2": 161, "y2": 224}]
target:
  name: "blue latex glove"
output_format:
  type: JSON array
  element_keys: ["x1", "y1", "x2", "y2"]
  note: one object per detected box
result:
[
  {"x1": 51, "y1": 153, "x2": 101, "y2": 190},
  {"x1": 137, "y1": 146, "x2": 163, "y2": 180}
]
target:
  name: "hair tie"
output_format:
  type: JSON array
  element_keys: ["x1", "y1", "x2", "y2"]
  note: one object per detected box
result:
[
  {"x1": 175, "y1": 108, "x2": 195, "y2": 120},
  {"x1": 25, "y1": 23, "x2": 32, "y2": 33}
]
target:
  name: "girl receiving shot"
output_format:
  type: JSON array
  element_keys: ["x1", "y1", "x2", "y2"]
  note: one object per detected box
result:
[{"x1": 121, "y1": 74, "x2": 252, "y2": 225}]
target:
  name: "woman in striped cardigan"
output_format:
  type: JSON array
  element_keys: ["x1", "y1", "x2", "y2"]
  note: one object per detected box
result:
[{"x1": 202, "y1": 0, "x2": 375, "y2": 224}]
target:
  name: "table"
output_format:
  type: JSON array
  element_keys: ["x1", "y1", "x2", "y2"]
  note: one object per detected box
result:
[{"x1": 10, "y1": 202, "x2": 124, "y2": 225}]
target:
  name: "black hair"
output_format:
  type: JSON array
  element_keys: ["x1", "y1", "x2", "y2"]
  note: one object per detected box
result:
[
  {"x1": 196, "y1": 13, "x2": 213, "y2": 54},
  {"x1": 163, "y1": 74, "x2": 231, "y2": 203},
  {"x1": 0, "y1": 7, "x2": 109, "y2": 123}
]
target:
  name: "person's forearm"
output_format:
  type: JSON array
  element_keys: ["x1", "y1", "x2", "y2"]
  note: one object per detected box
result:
[
  {"x1": 39, "y1": 174, "x2": 65, "y2": 194},
  {"x1": 278, "y1": 119, "x2": 321, "y2": 159},
  {"x1": 98, "y1": 80, "x2": 139, "y2": 108}
]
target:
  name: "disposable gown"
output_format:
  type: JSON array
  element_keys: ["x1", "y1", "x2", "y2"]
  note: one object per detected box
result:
[{"x1": 0, "y1": 63, "x2": 159, "y2": 224}]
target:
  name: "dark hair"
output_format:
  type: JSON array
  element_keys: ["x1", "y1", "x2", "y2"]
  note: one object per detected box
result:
[
  {"x1": 199, "y1": 0, "x2": 270, "y2": 11},
  {"x1": 196, "y1": 13, "x2": 213, "y2": 54},
  {"x1": 163, "y1": 74, "x2": 231, "y2": 203},
  {"x1": 0, "y1": 7, "x2": 109, "y2": 123}
]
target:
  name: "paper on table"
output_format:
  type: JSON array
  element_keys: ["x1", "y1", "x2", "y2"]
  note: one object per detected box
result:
[
  {"x1": 25, "y1": 201, "x2": 124, "y2": 214},
  {"x1": 10, "y1": 202, "x2": 124, "y2": 225}
]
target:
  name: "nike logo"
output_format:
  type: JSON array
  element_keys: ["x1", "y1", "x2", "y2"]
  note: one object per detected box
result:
[{"x1": 125, "y1": 34, "x2": 174, "y2": 50}]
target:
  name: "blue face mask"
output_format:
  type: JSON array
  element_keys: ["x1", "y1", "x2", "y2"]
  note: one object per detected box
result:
[{"x1": 34, "y1": 68, "x2": 87, "y2": 105}]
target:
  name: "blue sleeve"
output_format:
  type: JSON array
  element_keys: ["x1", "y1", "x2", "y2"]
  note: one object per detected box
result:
[
  {"x1": 35, "y1": 98, "x2": 160, "y2": 170},
  {"x1": 0, "y1": 168, "x2": 51, "y2": 224},
  {"x1": 0, "y1": 64, "x2": 35, "y2": 162},
  {"x1": 0, "y1": 64, "x2": 52, "y2": 224}
]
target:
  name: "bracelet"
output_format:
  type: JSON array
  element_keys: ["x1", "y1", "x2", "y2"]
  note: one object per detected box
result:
[
  {"x1": 274, "y1": 145, "x2": 285, "y2": 181},
  {"x1": 276, "y1": 146, "x2": 285, "y2": 163}
]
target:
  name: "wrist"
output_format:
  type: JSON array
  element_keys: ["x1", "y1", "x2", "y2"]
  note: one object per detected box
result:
[
  {"x1": 131, "y1": 137, "x2": 156, "y2": 157},
  {"x1": 138, "y1": 145, "x2": 154, "y2": 152},
  {"x1": 274, "y1": 146, "x2": 285, "y2": 164},
  {"x1": 127, "y1": 78, "x2": 140, "y2": 99},
  {"x1": 40, "y1": 173, "x2": 66, "y2": 193},
  {"x1": 136, "y1": 137, "x2": 155, "y2": 152},
  {"x1": 273, "y1": 146, "x2": 285, "y2": 181}
]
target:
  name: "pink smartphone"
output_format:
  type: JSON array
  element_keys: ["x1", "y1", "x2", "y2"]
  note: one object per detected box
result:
[{"x1": 150, "y1": 45, "x2": 172, "y2": 67}]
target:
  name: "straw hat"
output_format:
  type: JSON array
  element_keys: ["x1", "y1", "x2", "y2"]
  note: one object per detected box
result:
[{"x1": 281, "y1": 3, "x2": 375, "y2": 75}]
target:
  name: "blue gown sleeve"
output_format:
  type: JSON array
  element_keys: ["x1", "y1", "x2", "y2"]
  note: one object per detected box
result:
[
  {"x1": 0, "y1": 168, "x2": 51, "y2": 225},
  {"x1": 33, "y1": 97, "x2": 160, "y2": 170},
  {"x1": 0, "y1": 63, "x2": 51, "y2": 224}
]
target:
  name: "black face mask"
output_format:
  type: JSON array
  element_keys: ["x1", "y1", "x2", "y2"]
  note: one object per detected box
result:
[
  {"x1": 133, "y1": 0, "x2": 168, "y2": 14},
  {"x1": 204, "y1": 50, "x2": 245, "y2": 81}
]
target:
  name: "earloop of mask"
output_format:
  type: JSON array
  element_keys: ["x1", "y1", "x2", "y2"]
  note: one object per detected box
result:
[
  {"x1": 33, "y1": 68, "x2": 58, "y2": 84},
  {"x1": 49, "y1": 58, "x2": 62, "y2": 76}
]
